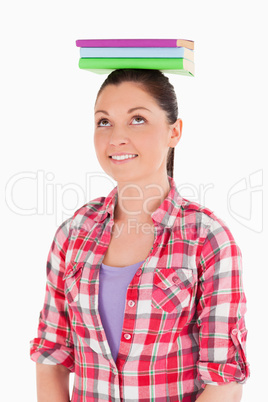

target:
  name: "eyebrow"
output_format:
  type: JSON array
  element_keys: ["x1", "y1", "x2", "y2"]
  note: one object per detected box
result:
[{"x1": 94, "y1": 106, "x2": 152, "y2": 115}]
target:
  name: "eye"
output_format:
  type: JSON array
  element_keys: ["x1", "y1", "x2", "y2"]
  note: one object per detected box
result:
[
  {"x1": 97, "y1": 118, "x2": 111, "y2": 127},
  {"x1": 132, "y1": 115, "x2": 146, "y2": 125}
]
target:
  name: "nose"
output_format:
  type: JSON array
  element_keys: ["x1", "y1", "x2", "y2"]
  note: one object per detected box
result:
[{"x1": 109, "y1": 126, "x2": 129, "y2": 146}]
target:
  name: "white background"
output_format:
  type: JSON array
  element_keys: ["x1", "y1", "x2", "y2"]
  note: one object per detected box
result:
[{"x1": 1, "y1": 1, "x2": 267, "y2": 400}]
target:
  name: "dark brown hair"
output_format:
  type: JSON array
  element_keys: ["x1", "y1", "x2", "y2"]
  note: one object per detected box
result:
[{"x1": 95, "y1": 69, "x2": 178, "y2": 178}]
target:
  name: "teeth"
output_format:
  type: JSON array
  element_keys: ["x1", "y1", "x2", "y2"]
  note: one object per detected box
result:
[{"x1": 111, "y1": 154, "x2": 137, "y2": 160}]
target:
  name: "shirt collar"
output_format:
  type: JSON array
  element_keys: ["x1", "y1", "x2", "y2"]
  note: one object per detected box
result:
[{"x1": 93, "y1": 175, "x2": 183, "y2": 229}]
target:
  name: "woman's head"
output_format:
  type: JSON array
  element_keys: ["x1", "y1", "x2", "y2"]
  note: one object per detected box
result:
[
  {"x1": 94, "y1": 69, "x2": 182, "y2": 182},
  {"x1": 96, "y1": 69, "x2": 178, "y2": 125}
]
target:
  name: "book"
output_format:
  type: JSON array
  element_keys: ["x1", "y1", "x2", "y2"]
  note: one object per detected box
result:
[
  {"x1": 76, "y1": 39, "x2": 194, "y2": 50},
  {"x1": 78, "y1": 58, "x2": 194, "y2": 76},
  {"x1": 80, "y1": 47, "x2": 194, "y2": 62},
  {"x1": 86, "y1": 69, "x2": 193, "y2": 76}
]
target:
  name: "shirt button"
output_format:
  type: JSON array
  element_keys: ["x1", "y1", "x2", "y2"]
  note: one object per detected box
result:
[
  {"x1": 172, "y1": 276, "x2": 179, "y2": 283},
  {"x1": 124, "y1": 333, "x2": 131, "y2": 340},
  {"x1": 136, "y1": 268, "x2": 142, "y2": 276},
  {"x1": 128, "y1": 300, "x2": 135, "y2": 307},
  {"x1": 232, "y1": 328, "x2": 241, "y2": 341}
]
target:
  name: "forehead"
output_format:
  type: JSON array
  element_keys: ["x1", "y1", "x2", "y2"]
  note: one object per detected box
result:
[{"x1": 95, "y1": 81, "x2": 158, "y2": 109}]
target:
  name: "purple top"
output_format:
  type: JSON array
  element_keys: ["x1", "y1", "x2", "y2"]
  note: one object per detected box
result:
[{"x1": 98, "y1": 261, "x2": 145, "y2": 362}]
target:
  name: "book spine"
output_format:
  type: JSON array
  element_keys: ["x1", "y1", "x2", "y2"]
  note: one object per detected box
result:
[
  {"x1": 80, "y1": 47, "x2": 192, "y2": 59},
  {"x1": 76, "y1": 39, "x2": 178, "y2": 48},
  {"x1": 78, "y1": 58, "x2": 188, "y2": 70},
  {"x1": 80, "y1": 68, "x2": 193, "y2": 76}
]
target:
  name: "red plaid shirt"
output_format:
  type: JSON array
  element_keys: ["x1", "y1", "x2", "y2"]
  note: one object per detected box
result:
[{"x1": 30, "y1": 176, "x2": 250, "y2": 401}]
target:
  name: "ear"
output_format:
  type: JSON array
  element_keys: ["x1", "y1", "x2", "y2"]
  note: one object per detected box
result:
[{"x1": 168, "y1": 118, "x2": 183, "y2": 148}]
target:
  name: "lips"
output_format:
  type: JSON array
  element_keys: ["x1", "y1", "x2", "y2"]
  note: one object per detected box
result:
[
  {"x1": 109, "y1": 153, "x2": 138, "y2": 157},
  {"x1": 109, "y1": 154, "x2": 138, "y2": 164}
]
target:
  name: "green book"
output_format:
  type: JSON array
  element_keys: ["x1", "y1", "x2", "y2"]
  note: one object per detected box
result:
[{"x1": 78, "y1": 58, "x2": 194, "y2": 76}]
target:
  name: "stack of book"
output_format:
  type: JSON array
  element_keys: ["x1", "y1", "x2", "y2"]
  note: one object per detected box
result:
[{"x1": 76, "y1": 39, "x2": 195, "y2": 76}]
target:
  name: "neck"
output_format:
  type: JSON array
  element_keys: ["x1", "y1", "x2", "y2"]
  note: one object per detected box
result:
[{"x1": 114, "y1": 172, "x2": 171, "y2": 225}]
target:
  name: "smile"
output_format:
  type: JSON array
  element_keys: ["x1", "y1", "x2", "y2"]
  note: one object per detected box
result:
[
  {"x1": 109, "y1": 154, "x2": 138, "y2": 164},
  {"x1": 110, "y1": 154, "x2": 137, "y2": 160}
]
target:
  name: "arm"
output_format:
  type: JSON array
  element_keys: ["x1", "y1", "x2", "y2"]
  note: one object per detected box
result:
[
  {"x1": 196, "y1": 383, "x2": 242, "y2": 402},
  {"x1": 196, "y1": 216, "x2": 250, "y2": 388},
  {"x1": 36, "y1": 363, "x2": 70, "y2": 402},
  {"x1": 30, "y1": 219, "x2": 75, "y2": 395}
]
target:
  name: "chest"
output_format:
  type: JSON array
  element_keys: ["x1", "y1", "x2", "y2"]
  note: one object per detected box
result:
[{"x1": 102, "y1": 222, "x2": 155, "y2": 267}]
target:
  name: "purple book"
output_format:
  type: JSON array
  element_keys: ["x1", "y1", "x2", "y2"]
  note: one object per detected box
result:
[{"x1": 76, "y1": 38, "x2": 194, "y2": 50}]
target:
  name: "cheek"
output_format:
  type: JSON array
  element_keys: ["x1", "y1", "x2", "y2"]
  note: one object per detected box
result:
[{"x1": 94, "y1": 135, "x2": 104, "y2": 155}]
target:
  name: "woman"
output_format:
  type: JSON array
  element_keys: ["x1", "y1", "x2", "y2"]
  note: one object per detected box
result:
[{"x1": 30, "y1": 69, "x2": 250, "y2": 401}]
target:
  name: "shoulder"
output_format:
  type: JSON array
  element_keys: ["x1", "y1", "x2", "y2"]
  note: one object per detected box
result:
[
  {"x1": 178, "y1": 197, "x2": 236, "y2": 244},
  {"x1": 177, "y1": 198, "x2": 242, "y2": 274},
  {"x1": 54, "y1": 195, "x2": 108, "y2": 240},
  {"x1": 73, "y1": 196, "x2": 107, "y2": 222}
]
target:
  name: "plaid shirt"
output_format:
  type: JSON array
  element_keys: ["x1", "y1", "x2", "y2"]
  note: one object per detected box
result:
[{"x1": 30, "y1": 175, "x2": 250, "y2": 401}]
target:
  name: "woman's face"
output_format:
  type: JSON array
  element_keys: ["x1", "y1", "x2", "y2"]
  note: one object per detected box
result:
[{"x1": 94, "y1": 81, "x2": 182, "y2": 183}]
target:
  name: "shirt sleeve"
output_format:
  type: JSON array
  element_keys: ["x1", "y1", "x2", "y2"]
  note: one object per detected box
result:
[
  {"x1": 196, "y1": 216, "x2": 250, "y2": 387},
  {"x1": 29, "y1": 218, "x2": 75, "y2": 372}
]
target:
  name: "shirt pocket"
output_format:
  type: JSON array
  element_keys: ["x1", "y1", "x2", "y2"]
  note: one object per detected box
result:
[
  {"x1": 63, "y1": 261, "x2": 84, "y2": 306},
  {"x1": 150, "y1": 267, "x2": 197, "y2": 336},
  {"x1": 63, "y1": 261, "x2": 92, "y2": 341},
  {"x1": 151, "y1": 267, "x2": 196, "y2": 313}
]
